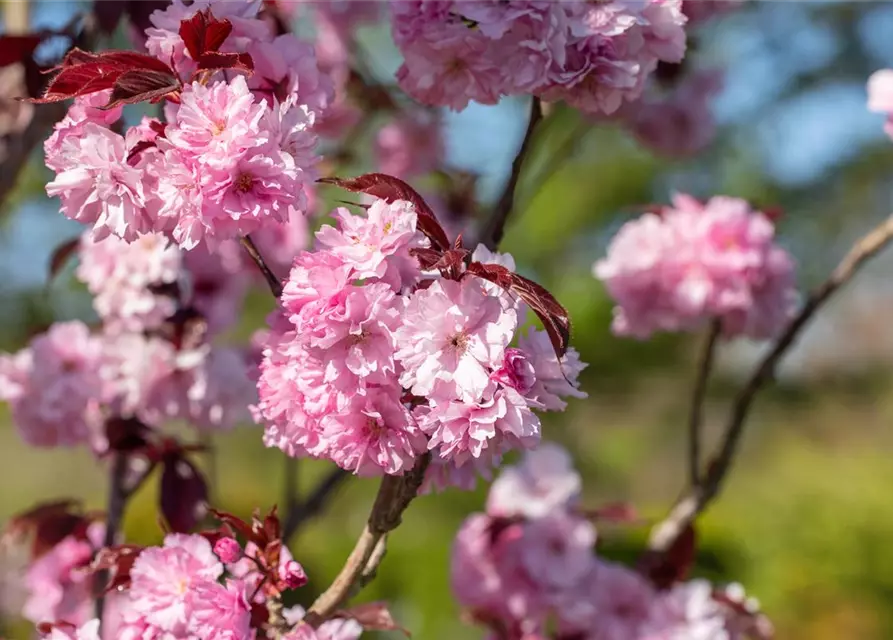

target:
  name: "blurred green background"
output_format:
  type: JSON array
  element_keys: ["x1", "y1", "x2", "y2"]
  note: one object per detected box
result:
[{"x1": 4, "y1": 1, "x2": 893, "y2": 638}]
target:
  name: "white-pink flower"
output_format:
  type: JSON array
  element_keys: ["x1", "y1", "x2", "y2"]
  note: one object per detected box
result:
[
  {"x1": 594, "y1": 194, "x2": 797, "y2": 340},
  {"x1": 45, "y1": 124, "x2": 151, "y2": 242},
  {"x1": 40, "y1": 619, "x2": 101, "y2": 640},
  {"x1": 518, "y1": 328, "x2": 588, "y2": 411},
  {"x1": 77, "y1": 231, "x2": 182, "y2": 334},
  {"x1": 487, "y1": 442, "x2": 582, "y2": 519},
  {"x1": 128, "y1": 533, "x2": 223, "y2": 633},
  {"x1": 186, "y1": 578, "x2": 255, "y2": 640},
  {"x1": 396, "y1": 278, "x2": 517, "y2": 403},
  {"x1": 0, "y1": 321, "x2": 107, "y2": 449},
  {"x1": 321, "y1": 385, "x2": 426, "y2": 476},
  {"x1": 868, "y1": 68, "x2": 893, "y2": 140}
]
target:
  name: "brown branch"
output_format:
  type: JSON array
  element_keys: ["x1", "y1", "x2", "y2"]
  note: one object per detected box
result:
[
  {"x1": 301, "y1": 454, "x2": 430, "y2": 628},
  {"x1": 480, "y1": 96, "x2": 544, "y2": 250},
  {"x1": 687, "y1": 319, "x2": 722, "y2": 487},
  {"x1": 239, "y1": 235, "x2": 283, "y2": 297},
  {"x1": 649, "y1": 213, "x2": 893, "y2": 552},
  {"x1": 95, "y1": 452, "x2": 128, "y2": 624},
  {"x1": 282, "y1": 466, "x2": 349, "y2": 542}
]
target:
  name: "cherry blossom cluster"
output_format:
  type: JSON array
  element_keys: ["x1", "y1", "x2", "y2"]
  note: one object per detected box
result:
[
  {"x1": 255, "y1": 194, "x2": 587, "y2": 483},
  {"x1": 43, "y1": 0, "x2": 329, "y2": 249},
  {"x1": 27, "y1": 507, "x2": 364, "y2": 639},
  {"x1": 0, "y1": 222, "x2": 282, "y2": 449},
  {"x1": 869, "y1": 68, "x2": 893, "y2": 140},
  {"x1": 452, "y1": 443, "x2": 771, "y2": 639},
  {"x1": 594, "y1": 193, "x2": 797, "y2": 340},
  {"x1": 390, "y1": 0, "x2": 688, "y2": 113}
]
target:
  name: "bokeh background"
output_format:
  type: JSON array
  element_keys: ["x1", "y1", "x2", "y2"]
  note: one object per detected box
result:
[{"x1": 2, "y1": 1, "x2": 893, "y2": 638}]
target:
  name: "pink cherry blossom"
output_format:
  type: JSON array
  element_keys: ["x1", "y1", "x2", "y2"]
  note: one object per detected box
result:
[
  {"x1": 0, "y1": 321, "x2": 107, "y2": 449},
  {"x1": 868, "y1": 68, "x2": 893, "y2": 140},
  {"x1": 182, "y1": 241, "x2": 251, "y2": 334},
  {"x1": 594, "y1": 194, "x2": 797, "y2": 340},
  {"x1": 622, "y1": 68, "x2": 724, "y2": 157},
  {"x1": 213, "y1": 537, "x2": 242, "y2": 564},
  {"x1": 487, "y1": 442, "x2": 582, "y2": 519},
  {"x1": 314, "y1": 199, "x2": 428, "y2": 287},
  {"x1": 418, "y1": 383, "x2": 540, "y2": 467},
  {"x1": 491, "y1": 348, "x2": 537, "y2": 394},
  {"x1": 518, "y1": 328, "x2": 588, "y2": 411},
  {"x1": 391, "y1": 1, "x2": 688, "y2": 114},
  {"x1": 518, "y1": 512, "x2": 596, "y2": 593},
  {"x1": 643, "y1": 579, "x2": 728, "y2": 639},
  {"x1": 23, "y1": 523, "x2": 104, "y2": 627},
  {"x1": 321, "y1": 386, "x2": 426, "y2": 476},
  {"x1": 76, "y1": 231, "x2": 182, "y2": 334},
  {"x1": 248, "y1": 33, "x2": 334, "y2": 114},
  {"x1": 186, "y1": 578, "x2": 255, "y2": 640},
  {"x1": 44, "y1": 90, "x2": 122, "y2": 172},
  {"x1": 374, "y1": 112, "x2": 444, "y2": 178},
  {"x1": 396, "y1": 278, "x2": 517, "y2": 402},
  {"x1": 284, "y1": 604, "x2": 364, "y2": 640},
  {"x1": 45, "y1": 124, "x2": 151, "y2": 242},
  {"x1": 128, "y1": 533, "x2": 223, "y2": 633},
  {"x1": 40, "y1": 619, "x2": 101, "y2": 640}
]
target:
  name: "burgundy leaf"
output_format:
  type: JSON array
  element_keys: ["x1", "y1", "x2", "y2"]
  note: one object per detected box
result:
[
  {"x1": 160, "y1": 453, "x2": 208, "y2": 533},
  {"x1": 179, "y1": 8, "x2": 233, "y2": 61},
  {"x1": 262, "y1": 505, "x2": 281, "y2": 543},
  {"x1": 47, "y1": 236, "x2": 79, "y2": 283},
  {"x1": 31, "y1": 48, "x2": 178, "y2": 104},
  {"x1": 318, "y1": 174, "x2": 450, "y2": 251},
  {"x1": 106, "y1": 69, "x2": 180, "y2": 108},
  {"x1": 105, "y1": 416, "x2": 152, "y2": 453},
  {"x1": 0, "y1": 34, "x2": 43, "y2": 68},
  {"x1": 196, "y1": 51, "x2": 254, "y2": 75},
  {"x1": 338, "y1": 602, "x2": 411, "y2": 637},
  {"x1": 637, "y1": 524, "x2": 696, "y2": 590},
  {"x1": 465, "y1": 262, "x2": 570, "y2": 358},
  {"x1": 89, "y1": 544, "x2": 144, "y2": 593},
  {"x1": 4, "y1": 500, "x2": 93, "y2": 560},
  {"x1": 209, "y1": 508, "x2": 263, "y2": 548}
]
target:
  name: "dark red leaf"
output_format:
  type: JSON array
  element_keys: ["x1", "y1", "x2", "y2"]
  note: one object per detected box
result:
[
  {"x1": 107, "y1": 69, "x2": 180, "y2": 108},
  {"x1": 637, "y1": 524, "x2": 696, "y2": 590},
  {"x1": 318, "y1": 174, "x2": 450, "y2": 251},
  {"x1": 179, "y1": 9, "x2": 233, "y2": 61},
  {"x1": 209, "y1": 508, "x2": 263, "y2": 548},
  {"x1": 196, "y1": 51, "x2": 254, "y2": 75},
  {"x1": 31, "y1": 48, "x2": 177, "y2": 104},
  {"x1": 4, "y1": 500, "x2": 94, "y2": 560},
  {"x1": 160, "y1": 453, "x2": 208, "y2": 533},
  {"x1": 263, "y1": 505, "x2": 281, "y2": 542},
  {"x1": 89, "y1": 544, "x2": 144, "y2": 592},
  {"x1": 337, "y1": 602, "x2": 411, "y2": 637},
  {"x1": 105, "y1": 417, "x2": 152, "y2": 453},
  {"x1": 47, "y1": 237, "x2": 80, "y2": 283},
  {"x1": 464, "y1": 262, "x2": 570, "y2": 358},
  {"x1": 0, "y1": 34, "x2": 43, "y2": 68}
]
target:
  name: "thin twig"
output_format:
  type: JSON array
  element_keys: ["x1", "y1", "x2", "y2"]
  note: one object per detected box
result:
[
  {"x1": 649, "y1": 213, "x2": 893, "y2": 552},
  {"x1": 687, "y1": 320, "x2": 722, "y2": 487},
  {"x1": 239, "y1": 235, "x2": 283, "y2": 297},
  {"x1": 480, "y1": 96, "x2": 544, "y2": 250},
  {"x1": 282, "y1": 467, "x2": 349, "y2": 541},
  {"x1": 95, "y1": 452, "x2": 128, "y2": 624},
  {"x1": 302, "y1": 454, "x2": 430, "y2": 628}
]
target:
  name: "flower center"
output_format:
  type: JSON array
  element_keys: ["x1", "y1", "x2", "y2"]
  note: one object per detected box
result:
[
  {"x1": 212, "y1": 120, "x2": 226, "y2": 136},
  {"x1": 447, "y1": 332, "x2": 469, "y2": 354},
  {"x1": 235, "y1": 173, "x2": 255, "y2": 193}
]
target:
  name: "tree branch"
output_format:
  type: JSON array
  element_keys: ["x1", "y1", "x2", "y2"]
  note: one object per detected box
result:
[
  {"x1": 480, "y1": 96, "x2": 544, "y2": 250},
  {"x1": 95, "y1": 452, "x2": 128, "y2": 623},
  {"x1": 301, "y1": 454, "x2": 430, "y2": 628},
  {"x1": 649, "y1": 213, "x2": 893, "y2": 552},
  {"x1": 687, "y1": 319, "x2": 721, "y2": 487},
  {"x1": 282, "y1": 466, "x2": 349, "y2": 542},
  {"x1": 239, "y1": 235, "x2": 283, "y2": 298}
]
